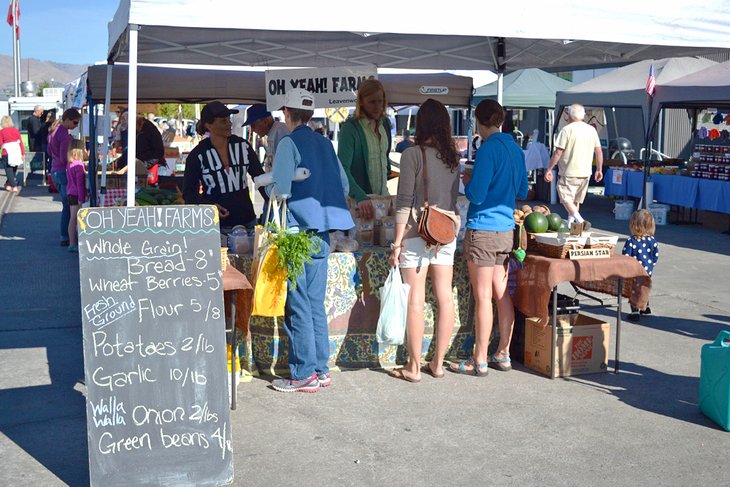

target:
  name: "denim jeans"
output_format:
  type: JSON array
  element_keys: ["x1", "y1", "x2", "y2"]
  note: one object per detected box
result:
[
  {"x1": 2, "y1": 155, "x2": 17, "y2": 186},
  {"x1": 282, "y1": 232, "x2": 330, "y2": 380},
  {"x1": 52, "y1": 170, "x2": 70, "y2": 242}
]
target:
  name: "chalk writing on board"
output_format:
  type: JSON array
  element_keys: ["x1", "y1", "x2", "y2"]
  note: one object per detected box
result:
[{"x1": 78, "y1": 205, "x2": 233, "y2": 486}]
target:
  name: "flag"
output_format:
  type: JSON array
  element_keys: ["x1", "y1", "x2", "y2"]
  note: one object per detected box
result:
[
  {"x1": 6, "y1": 0, "x2": 19, "y2": 39},
  {"x1": 645, "y1": 64, "x2": 656, "y2": 96}
]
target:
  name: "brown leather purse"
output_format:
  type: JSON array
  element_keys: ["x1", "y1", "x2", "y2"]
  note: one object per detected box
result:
[{"x1": 417, "y1": 147, "x2": 456, "y2": 253}]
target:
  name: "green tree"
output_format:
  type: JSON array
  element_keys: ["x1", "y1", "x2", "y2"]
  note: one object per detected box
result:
[
  {"x1": 35, "y1": 80, "x2": 52, "y2": 96},
  {"x1": 158, "y1": 103, "x2": 196, "y2": 120}
]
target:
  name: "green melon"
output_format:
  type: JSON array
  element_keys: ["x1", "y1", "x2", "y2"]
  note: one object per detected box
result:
[
  {"x1": 546, "y1": 213, "x2": 563, "y2": 232},
  {"x1": 524, "y1": 212, "x2": 549, "y2": 233}
]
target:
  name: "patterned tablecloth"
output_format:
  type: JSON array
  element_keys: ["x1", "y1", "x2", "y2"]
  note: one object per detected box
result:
[{"x1": 229, "y1": 247, "x2": 474, "y2": 376}]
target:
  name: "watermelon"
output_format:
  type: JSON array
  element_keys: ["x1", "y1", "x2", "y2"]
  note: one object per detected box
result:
[
  {"x1": 524, "y1": 212, "x2": 549, "y2": 233},
  {"x1": 546, "y1": 213, "x2": 563, "y2": 232}
]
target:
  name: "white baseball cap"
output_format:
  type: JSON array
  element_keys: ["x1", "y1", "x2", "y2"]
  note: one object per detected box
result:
[{"x1": 282, "y1": 88, "x2": 315, "y2": 110}]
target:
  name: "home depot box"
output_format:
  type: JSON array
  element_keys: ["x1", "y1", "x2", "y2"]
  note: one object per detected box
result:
[{"x1": 524, "y1": 314, "x2": 609, "y2": 377}]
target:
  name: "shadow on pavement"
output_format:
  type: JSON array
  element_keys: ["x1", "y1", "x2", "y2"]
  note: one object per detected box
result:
[
  {"x1": 567, "y1": 361, "x2": 724, "y2": 430},
  {"x1": 587, "y1": 306, "x2": 730, "y2": 342},
  {"x1": 0, "y1": 328, "x2": 89, "y2": 486},
  {"x1": 538, "y1": 193, "x2": 730, "y2": 257}
]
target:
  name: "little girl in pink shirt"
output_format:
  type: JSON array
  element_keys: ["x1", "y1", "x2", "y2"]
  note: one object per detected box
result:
[{"x1": 66, "y1": 140, "x2": 87, "y2": 252}]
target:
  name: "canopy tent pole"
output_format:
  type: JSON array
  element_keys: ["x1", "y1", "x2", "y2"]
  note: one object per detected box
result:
[
  {"x1": 100, "y1": 64, "x2": 113, "y2": 207},
  {"x1": 88, "y1": 90, "x2": 98, "y2": 207},
  {"x1": 610, "y1": 107, "x2": 619, "y2": 141},
  {"x1": 126, "y1": 25, "x2": 139, "y2": 207},
  {"x1": 497, "y1": 74, "x2": 503, "y2": 105},
  {"x1": 640, "y1": 92, "x2": 655, "y2": 210}
]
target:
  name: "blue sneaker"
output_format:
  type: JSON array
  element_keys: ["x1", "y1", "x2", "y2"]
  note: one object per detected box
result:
[
  {"x1": 272, "y1": 374, "x2": 319, "y2": 393},
  {"x1": 317, "y1": 372, "x2": 331, "y2": 388}
]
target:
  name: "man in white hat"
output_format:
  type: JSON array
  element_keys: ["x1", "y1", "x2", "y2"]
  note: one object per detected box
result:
[{"x1": 266, "y1": 88, "x2": 354, "y2": 393}]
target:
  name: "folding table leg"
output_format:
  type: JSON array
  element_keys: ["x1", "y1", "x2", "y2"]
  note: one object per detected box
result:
[
  {"x1": 615, "y1": 278, "x2": 623, "y2": 374},
  {"x1": 551, "y1": 287, "x2": 558, "y2": 380},
  {"x1": 227, "y1": 291, "x2": 237, "y2": 410}
]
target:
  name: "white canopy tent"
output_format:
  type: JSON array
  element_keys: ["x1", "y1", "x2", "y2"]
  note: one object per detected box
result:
[
  {"x1": 106, "y1": 0, "x2": 730, "y2": 202},
  {"x1": 108, "y1": 1, "x2": 730, "y2": 71}
]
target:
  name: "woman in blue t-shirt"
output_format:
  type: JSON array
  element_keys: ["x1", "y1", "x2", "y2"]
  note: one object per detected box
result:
[{"x1": 450, "y1": 100, "x2": 528, "y2": 377}]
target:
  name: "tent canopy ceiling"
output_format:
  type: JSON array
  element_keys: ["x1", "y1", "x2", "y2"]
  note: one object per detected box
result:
[
  {"x1": 86, "y1": 64, "x2": 474, "y2": 107},
  {"x1": 108, "y1": 1, "x2": 730, "y2": 72},
  {"x1": 473, "y1": 68, "x2": 573, "y2": 108}
]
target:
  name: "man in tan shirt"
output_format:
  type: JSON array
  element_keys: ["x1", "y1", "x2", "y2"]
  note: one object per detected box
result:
[{"x1": 545, "y1": 104, "x2": 603, "y2": 228}]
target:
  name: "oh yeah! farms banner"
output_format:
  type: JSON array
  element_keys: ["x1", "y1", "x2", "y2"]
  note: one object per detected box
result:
[{"x1": 265, "y1": 66, "x2": 377, "y2": 110}]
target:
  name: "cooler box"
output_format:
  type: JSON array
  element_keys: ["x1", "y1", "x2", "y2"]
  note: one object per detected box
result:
[
  {"x1": 649, "y1": 203, "x2": 670, "y2": 226},
  {"x1": 699, "y1": 331, "x2": 730, "y2": 431}
]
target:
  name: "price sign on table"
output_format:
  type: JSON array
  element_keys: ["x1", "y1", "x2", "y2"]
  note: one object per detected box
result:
[{"x1": 77, "y1": 205, "x2": 233, "y2": 487}]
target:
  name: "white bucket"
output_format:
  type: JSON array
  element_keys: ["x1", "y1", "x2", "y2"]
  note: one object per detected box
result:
[
  {"x1": 649, "y1": 203, "x2": 670, "y2": 226},
  {"x1": 614, "y1": 200, "x2": 634, "y2": 220}
]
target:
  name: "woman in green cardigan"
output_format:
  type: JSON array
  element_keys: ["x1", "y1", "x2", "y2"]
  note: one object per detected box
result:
[{"x1": 337, "y1": 78, "x2": 392, "y2": 219}]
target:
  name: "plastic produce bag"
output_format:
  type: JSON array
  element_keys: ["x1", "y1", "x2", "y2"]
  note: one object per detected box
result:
[{"x1": 376, "y1": 267, "x2": 410, "y2": 345}]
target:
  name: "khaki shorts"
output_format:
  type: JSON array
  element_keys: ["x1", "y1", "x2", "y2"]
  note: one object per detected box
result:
[
  {"x1": 557, "y1": 176, "x2": 589, "y2": 205},
  {"x1": 399, "y1": 236, "x2": 456, "y2": 269},
  {"x1": 463, "y1": 229, "x2": 512, "y2": 267}
]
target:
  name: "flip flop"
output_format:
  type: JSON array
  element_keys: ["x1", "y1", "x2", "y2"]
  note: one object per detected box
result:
[
  {"x1": 389, "y1": 368, "x2": 421, "y2": 383},
  {"x1": 421, "y1": 363, "x2": 445, "y2": 379},
  {"x1": 449, "y1": 357, "x2": 489, "y2": 377}
]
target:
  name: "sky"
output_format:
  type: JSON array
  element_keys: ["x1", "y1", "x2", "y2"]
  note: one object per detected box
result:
[{"x1": 1, "y1": 0, "x2": 119, "y2": 65}]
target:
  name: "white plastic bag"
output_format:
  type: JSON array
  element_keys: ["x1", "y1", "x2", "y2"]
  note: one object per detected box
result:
[{"x1": 376, "y1": 267, "x2": 410, "y2": 345}]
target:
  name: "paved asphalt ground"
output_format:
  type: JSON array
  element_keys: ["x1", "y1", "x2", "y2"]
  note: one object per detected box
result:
[{"x1": 1, "y1": 174, "x2": 730, "y2": 486}]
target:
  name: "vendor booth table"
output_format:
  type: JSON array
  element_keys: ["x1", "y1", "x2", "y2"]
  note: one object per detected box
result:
[
  {"x1": 229, "y1": 247, "x2": 474, "y2": 376},
  {"x1": 604, "y1": 168, "x2": 730, "y2": 219},
  {"x1": 513, "y1": 254, "x2": 652, "y2": 379}
]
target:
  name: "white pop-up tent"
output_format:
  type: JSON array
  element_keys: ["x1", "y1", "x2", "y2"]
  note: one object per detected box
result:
[
  {"x1": 108, "y1": 1, "x2": 730, "y2": 71},
  {"x1": 106, "y1": 0, "x2": 730, "y2": 201}
]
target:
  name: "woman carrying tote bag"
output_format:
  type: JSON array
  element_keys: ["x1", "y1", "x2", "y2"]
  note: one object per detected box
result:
[{"x1": 389, "y1": 98, "x2": 460, "y2": 382}]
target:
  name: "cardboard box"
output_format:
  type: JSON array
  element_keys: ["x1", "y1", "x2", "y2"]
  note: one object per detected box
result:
[{"x1": 524, "y1": 314, "x2": 609, "y2": 377}]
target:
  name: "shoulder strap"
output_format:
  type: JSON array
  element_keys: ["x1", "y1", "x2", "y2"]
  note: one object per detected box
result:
[{"x1": 420, "y1": 146, "x2": 430, "y2": 208}]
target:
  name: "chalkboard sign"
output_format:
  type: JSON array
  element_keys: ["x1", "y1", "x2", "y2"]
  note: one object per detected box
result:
[{"x1": 78, "y1": 205, "x2": 233, "y2": 487}]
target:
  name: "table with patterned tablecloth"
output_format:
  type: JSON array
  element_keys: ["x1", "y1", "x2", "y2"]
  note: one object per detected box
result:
[{"x1": 229, "y1": 246, "x2": 474, "y2": 376}]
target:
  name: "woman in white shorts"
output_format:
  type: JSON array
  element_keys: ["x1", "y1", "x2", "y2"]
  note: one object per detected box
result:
[{"x1": 388, "y1": 98, "x2": 460, "y2": 383}]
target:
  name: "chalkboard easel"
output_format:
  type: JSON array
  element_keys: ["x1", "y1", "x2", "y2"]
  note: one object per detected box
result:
[{"x1": 78, "y1": 205, "x2": 234, "y2": 486}]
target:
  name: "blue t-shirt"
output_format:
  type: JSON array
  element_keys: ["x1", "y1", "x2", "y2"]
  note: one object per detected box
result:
[
  {"x1": 464, "y1": 132, "x2": 528, "y2": 231},
  {"x1": 622, "y1": 235, "x2": 659, "y2": 276}
]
